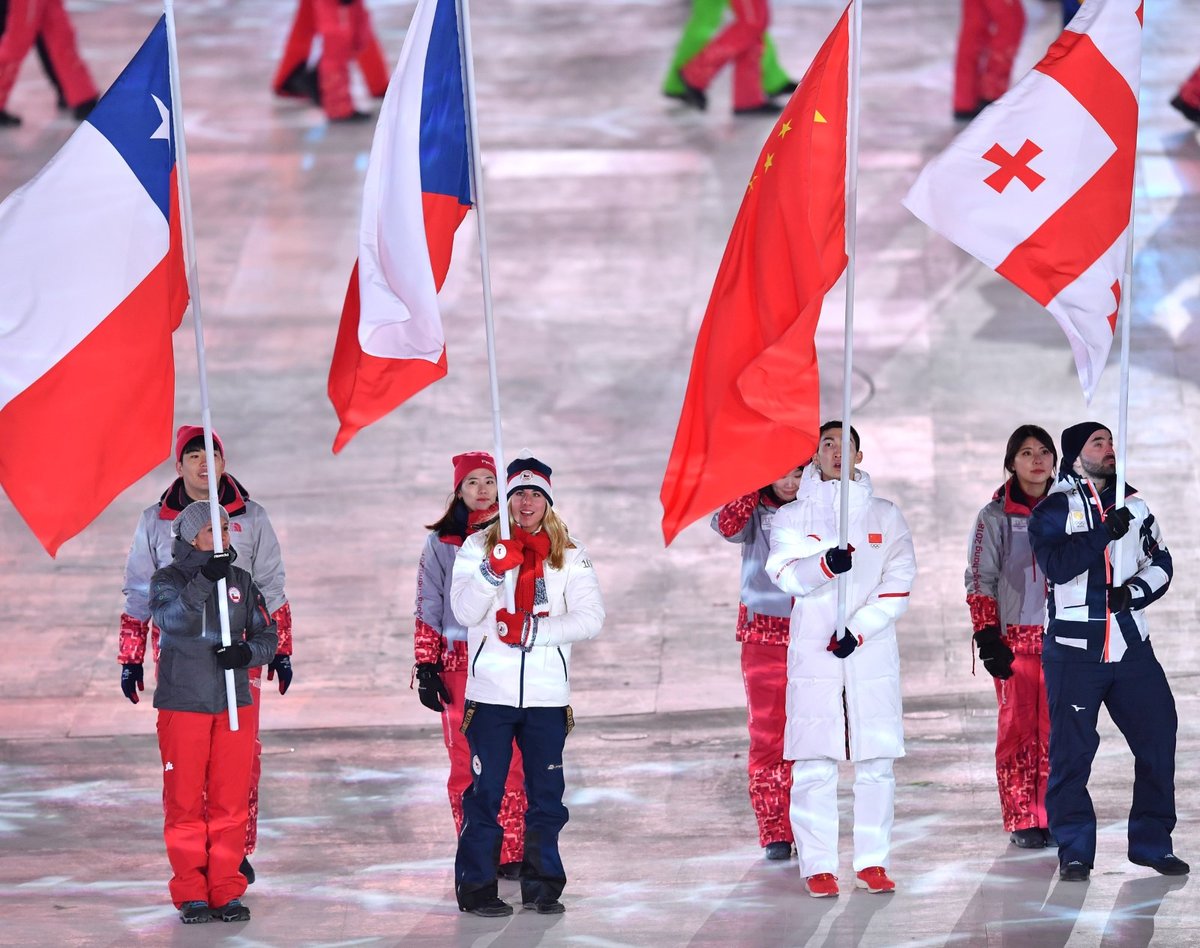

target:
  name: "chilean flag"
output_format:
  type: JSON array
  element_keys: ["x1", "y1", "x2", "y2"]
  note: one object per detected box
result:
[
  {"x1": 0, "y1": 17, "x2": 188, "y2": 557},
  {"x1": 327, "y1": 0, "x2": 472, "y2": 453},
  {"x1": 904, "y1": 0, "x2": 1142, "y2": 401}
]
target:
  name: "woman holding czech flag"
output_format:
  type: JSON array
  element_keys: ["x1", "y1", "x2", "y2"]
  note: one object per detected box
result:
[{"x1": 450, "y1": 454, "x2": 605, "y2": 917}]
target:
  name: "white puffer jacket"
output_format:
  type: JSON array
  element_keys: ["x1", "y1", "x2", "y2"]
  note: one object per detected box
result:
[
  {"x1": 765, "y1": 466, "x2": 916, "y2": 761},
  {"x1": 451, "y1": 531, "x2": 605, "y2": 708}
]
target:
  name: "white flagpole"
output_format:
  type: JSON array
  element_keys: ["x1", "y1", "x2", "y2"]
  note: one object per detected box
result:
[
  {"x1": 1111, "y1": 230, "x2": 1135, "y2": 583},
  {"x1": 164, "y1": 0, "x2": 239, "y2": 730},
  {"x1": 456, "y1": 0, "x2": 515, "y2": 612},
  {"x1": 835, "y1": 0, "x2": 863, "y2": 637}
]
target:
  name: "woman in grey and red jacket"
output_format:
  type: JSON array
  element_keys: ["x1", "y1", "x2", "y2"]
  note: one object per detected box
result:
[
  {"x1": 711, "y1": 464, "x2": 805, "y2": 860},
  {"x1": 450, "y1": 455, "x2": 604, "y2": 917},
  {"x1": 964, "y1": 424, "x2": 1056, "y2": 849},
  {"x1": 412, "y1": 452, "x2": 526, "y2": 877},
  {"x1": 151, "y1": 502, "x2": 276, "y2": 925}
]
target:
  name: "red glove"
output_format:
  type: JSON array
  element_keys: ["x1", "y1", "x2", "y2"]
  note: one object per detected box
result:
[
  {"x1": 496, "y1": 609, "x2": 525, "y2": 645},
  {"x1": 488, "y1": 538, "x2": 525, "y2": 574}
]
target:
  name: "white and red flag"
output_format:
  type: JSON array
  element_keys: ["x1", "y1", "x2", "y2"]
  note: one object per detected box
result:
[
  {"x1": 904, "y1": 0, "x2": 1143, "y2": 400},
  {"x1": 0, "y1": 18, "x2": 188, "y2": 556}
]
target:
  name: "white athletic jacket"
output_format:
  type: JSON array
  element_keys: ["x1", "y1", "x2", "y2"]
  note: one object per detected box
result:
[
  {"x1": 765, "y1": 466, "x2": 916, "y2": 761},
  {"x1": 451, "y1": 532, "x2": 605, "y2": 708}
]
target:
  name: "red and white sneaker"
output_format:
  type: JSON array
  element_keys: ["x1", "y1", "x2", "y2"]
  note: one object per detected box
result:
[
  {"x1": 855, "y1": 866, "x2": 896, "y2": 893},
  {"x1": 805, "y1": 873, "x2": 839, "y2": 898}
]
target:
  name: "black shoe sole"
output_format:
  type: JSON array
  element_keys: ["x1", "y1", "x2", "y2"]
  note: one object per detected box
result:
[
  {"x1": 459, "y1": 904, "x2": 514, "y2": 917},
  {"x1": 522, "y1": 902, "x2": 566, "y2": 914},
  {"x1": 1130, "y1": 856, "x2": 1190, "y2": 876}
]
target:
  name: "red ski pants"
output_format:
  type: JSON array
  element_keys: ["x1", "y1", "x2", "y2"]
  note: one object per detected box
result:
[
  {"x1": 993, "y1": 652, "x2": 1049, "y2": 831},
  {"x1": 679, "y1": 0, "x2": 769, "y2": 111},
  {"x1": 953, "y1": 0, "x2": 1025, "y2": 113},
  {"x1": 272, "y1": 0, "x2": 389, "y2": 120},
  {"x1": 443, "y1": 666, "x2": 526, "y2": 864},
  {"x1": 741, "y1": 641, "x2": 793, "y2": 846},
  {"x1": 0, "y1": 0, "x2": 96, "y2": 110},
  {"x1": 157, "y1": 703, "x2": 255, "y2": 909},
  {"x1": 1179, "y1": 64, "x2": 1200, "y2": 109}
]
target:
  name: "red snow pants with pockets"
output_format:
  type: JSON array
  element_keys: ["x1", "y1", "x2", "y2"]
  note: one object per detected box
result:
[
  {"x1": 157, "y1": 703, "x2": 255, "y2": 909},
  {"x1": 0, "y1": 0, "x2": 96, "y2": 110},
  {"x1": 679, "y1": 0, "x2": 769, "y2": 111},
  {"x1": 953, "y1": 0, "x2": 1025, "y2": 114}
]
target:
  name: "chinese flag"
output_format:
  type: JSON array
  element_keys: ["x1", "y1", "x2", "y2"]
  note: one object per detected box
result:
[{"x1": 660, "y1": 4, "x2": 850, "y2": 545}]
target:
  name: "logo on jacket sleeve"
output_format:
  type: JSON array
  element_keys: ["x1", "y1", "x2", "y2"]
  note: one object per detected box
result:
[
  {"x1": 228, "y1": 586, "x2": 242, "y2": 603},
  {"x1": 869, "y1": 533, "x2": 883, "y2": 547}
]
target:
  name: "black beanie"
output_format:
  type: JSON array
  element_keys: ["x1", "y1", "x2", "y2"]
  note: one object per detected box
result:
[{"x1": 1060, "y1": 421, "x2": 1110, "y2": 475}]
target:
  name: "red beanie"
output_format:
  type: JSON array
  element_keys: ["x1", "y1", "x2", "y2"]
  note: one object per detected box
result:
[
  {"x1": 175, "y1": 425, "x2": 225, "y2": 463},
  {"x1": 452, "y1": 451, "x2": 496, "y2": 489}
]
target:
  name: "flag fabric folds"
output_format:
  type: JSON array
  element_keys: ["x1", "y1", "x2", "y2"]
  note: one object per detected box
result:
[
  {"x1": 0, "y1": 17, "x2": 188, "y2": 557},
  {"x1": 660, "y1": 5, "x2": 851, "y2": 546},
  {"x1": 328, "y1": 0, "x2": 472, "y2": 453},
  {"x1": 903, "y1": 0, "x2": 1143, "y2": 401}
]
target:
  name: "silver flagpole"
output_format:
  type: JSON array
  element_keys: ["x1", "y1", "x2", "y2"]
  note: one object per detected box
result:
[
  {"x1": 835, "y1": 0, "x2": 862, "y2": 637},
  {"x1": 164, "y1": 0, "x2": 239, "y2": 729},
  {"x1": 456, "y1": 0, "x2": 515, "y2": 612},
  {"x1": 1111, "y1": 226, "x2": 1135, "y2": 584}
]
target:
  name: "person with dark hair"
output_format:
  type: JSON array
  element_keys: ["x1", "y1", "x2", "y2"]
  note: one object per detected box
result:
[
  {"x1": 765, "y1": 422, "x2": 916, "y2": 898},
  {"x1": 1170, "y1": 63, "x2": 1200, "y2": 126},
  {"x1": 711, "y1": 464, "x2": 805, "y2": 860},
  {"x1": 151, "y1": 501, "x2": 276, "y2": 923},
  {"x1": 119, "y1": 425, "x2": 293, "y2": 885},
  {"x1": 965, "y1": 424, "x2": 1056, "y2": 848},
  {"x1": 1029, "y1": 422, "x2": 1185, "y2": 882},
  {"x1": 952, "y1": 0, "x2": 1025, "y2": 121},
  {"x1": 271, "y1": 0, "x2": 389, "y2": 123},
  {"x1": 663, "y1": 0, "x2": 795, "y2": 104},
  {"x1": 412, "y1": 451, "x2": 526, "y2": 879},
  {"x1": 0, "y1": 0, "x2": 98, "y2": 128},
  {"x1": 451, "y1": 455, "x2": 605, "y2": 917},
  {"x1": 675, "y1": 0, "x2": 781, "y2": 116}
]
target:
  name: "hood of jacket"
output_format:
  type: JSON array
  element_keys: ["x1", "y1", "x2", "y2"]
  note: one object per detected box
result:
[
  {"x1": 795, "y1": 463, "x2": 874, "y2": 514},
  {"x1": 157, "y1": 473, "x2": 250, "y2": 521}
]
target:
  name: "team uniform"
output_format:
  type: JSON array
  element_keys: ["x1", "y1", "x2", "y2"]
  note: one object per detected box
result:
[
  {"x1": 0, "y1": 0, "x2": 97, "y2": 123},
  {"x1": 952, "y1": 0, "x2": 1025, "y2": 118},
  {"x1": 765, "y1": 466, "x2": 916, "y2": 880},
  {"x1": 711, "y1": 490, "x2": 794, "y2": 852}
]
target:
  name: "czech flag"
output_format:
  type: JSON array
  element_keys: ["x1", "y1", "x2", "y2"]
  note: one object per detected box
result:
[
  {"x1": 0, "y1": 17, "x2": 188, "y2": 556},
  {"x1": 327, "y1": 0, "x2": 472, "y2": 453}
]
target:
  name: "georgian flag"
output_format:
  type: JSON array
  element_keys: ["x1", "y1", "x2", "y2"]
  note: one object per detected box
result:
[
  {"x1": 904, "y1": 0, "x2": 1143, "y2": 401},
  {"x1": 0, "y1": 18, "x2": 188, "y2": 556}
]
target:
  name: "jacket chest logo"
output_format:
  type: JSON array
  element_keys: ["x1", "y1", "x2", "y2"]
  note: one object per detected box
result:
[
  {"x1": 228, "y1": 586, "x2": 242, "y2": 603},
  {"x1": 868, "y1": 533, "x2": 883, "y2": 547}
]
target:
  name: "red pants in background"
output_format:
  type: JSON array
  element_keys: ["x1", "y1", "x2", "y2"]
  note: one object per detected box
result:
[
  {"x1": 679, "y1": 0, "x2": 770, "y2": 111},
  {"x1": 0, "y1": 0, "x2": 97, "y2": 111},
  {"x1": 157, "y1": 704, "x2": 255, "y2": 909},
  {"x1": 741, "y1": 641, "x2": 793, "y2": 847},
  {"x1": 953, "y1": 0, "x2": 1024, "y2": 115},
  {"x1": 993, "y1": 651, "x2": 1050, "y2": 831},
  {"x1": 272, "y1": 0, "x2": 389, "y2": 120},
  {"x1": 444, "y1": 666, "x2": 527, "y2": 865}
]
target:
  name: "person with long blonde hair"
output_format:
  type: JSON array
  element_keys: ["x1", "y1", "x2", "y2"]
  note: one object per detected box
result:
[{"x1": 450, "y1": 455, "x2": 605, "y2": 917}]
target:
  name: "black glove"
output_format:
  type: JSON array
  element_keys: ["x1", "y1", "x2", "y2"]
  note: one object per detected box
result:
[
  {"x1": 267, "y1": 654, "x2": 293, "y2": 695},
  {"x1": 120, "y1": 663, "x2": 144, "y2": 704},
  {"x1": 974, "y1": 626, "x2": 1014, "y2": 680},
  {"x1": 415, "y1": 662, "x2": 452, "y2": 712},
  {"x1": 826, "y1": 629, "x2": 858, "y2": 659},
  {"x1": 824, "y1": 544, "x2": 854, "y2": 575},
  {"x1": 1105, "y1": 506, "x2": 1134, "y2": 540},
  {"x1": 1108, "y1": 584, "x2": 1133, "y2": 613},
  {"x1": 201, "y1": 551, "x2": 232, "y2": 582},
  {"x1": 214, "y1": 641, "x2": 253, "y2": 669}
]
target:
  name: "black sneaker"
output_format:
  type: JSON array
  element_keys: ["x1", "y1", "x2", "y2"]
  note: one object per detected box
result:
[
  {"x1": 675, "y1": 72, "x2": 707, "y2": 111},
  {"x1": 1059, "y1": 861, "x2": 1090, "y2": 882},
  {"x1": 497, "y1": 862, "x2": 522, "y2": 880},
  {"x1": 0, "y1": 110, "x2": 21, "y2": 128},
  {"x1": 72, "y1": 98, "x2": 98, "y2": 121},
  {"x1": 734, "y1": 101, "x2": 784, "y2": 117},
  {"x1": 1170, "y1": 95, "x2": 1200, "y2": 125},
  {"x1": 764, "y1": 841, "x2": 792, "y2": 860},
  {"x1": 277, "y1": 63, "x2": 320, "y2": 103},
  {"x1": 1010, "y1": 828, "x2": 1047, "y2": 849},
  {"x1": 212, "y1": 898, "x2": 251, "y2": 922},
  {"x1": 240, "y1": 856, "x2": 255, "y2": 885},
  {"x1": 459, "y1": 897, "x2": 513, "y2": 917},
  {"x1": 522, "y1": 900, "x2": 566, "y2": 915},
  {"x1": 1130, "y1": 853, "x2": 1190, "y2": 876},
  {"x1": 768, "y1": 80, "x2": 799, "y2": 97},
  {"x1": 330, "y1": 110, "x2": 373, "y2": 124},
  {"x1": 178, "y1": 901, "x2": 211, "y2": 924}
]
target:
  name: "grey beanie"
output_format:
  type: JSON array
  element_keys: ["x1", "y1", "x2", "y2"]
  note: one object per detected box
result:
[{"x1": 173, "y1": 500, "x2": 229, "y2": 544}]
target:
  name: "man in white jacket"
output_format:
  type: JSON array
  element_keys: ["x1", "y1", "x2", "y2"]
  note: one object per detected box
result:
[{"x1": 765, "y1": 422, "x2": 917, "y2": 898}]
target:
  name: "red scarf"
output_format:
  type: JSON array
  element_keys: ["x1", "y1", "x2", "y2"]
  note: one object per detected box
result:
[{"x1": 512, "y1": 525, "x2": 551, "y2": 613}]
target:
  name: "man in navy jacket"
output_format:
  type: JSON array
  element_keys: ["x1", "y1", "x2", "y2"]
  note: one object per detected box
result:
[{"x1": 1029, "y1": 422, "x2": 1186, "y2": 882}]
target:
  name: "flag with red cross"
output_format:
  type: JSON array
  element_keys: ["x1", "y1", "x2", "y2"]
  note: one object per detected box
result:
[{"x1": 903, "y1": 0, "x2": 1143, "y2": 401}]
